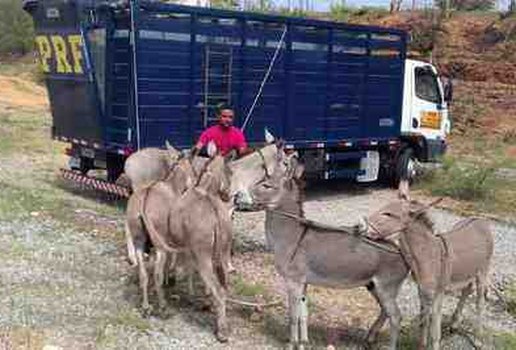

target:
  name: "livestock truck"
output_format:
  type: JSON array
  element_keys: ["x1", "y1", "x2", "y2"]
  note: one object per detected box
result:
[{"x1": 23, "y1": 0, "x2": 452, "y2": 190}]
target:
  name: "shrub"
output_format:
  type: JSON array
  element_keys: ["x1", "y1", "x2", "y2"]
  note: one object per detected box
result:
[
  {"x1": 329, "y1": 4, "x2": 354, "y2": 22},
  {"x1": 422, "y1": 157, "x2": 495, "y2": 201},
  {"x1": 0, "y1": 0, "x2": 35, "y2": 56}
]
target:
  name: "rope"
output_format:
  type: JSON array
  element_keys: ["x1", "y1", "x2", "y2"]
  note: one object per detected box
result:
[
  {"x1": 129, "y1": 0, "x2": 141, "y2": 150},
  {"x1": 270, "y1": 209, "x2": 400, "y2": 254},
  {"x1": 241, "y1": 25, "x2": 288, "y2": 132}
]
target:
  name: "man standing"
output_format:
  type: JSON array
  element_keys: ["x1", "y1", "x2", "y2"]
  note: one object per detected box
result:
[{"x1": 195, "y1": 104, "x2": 248, "y2": 156}]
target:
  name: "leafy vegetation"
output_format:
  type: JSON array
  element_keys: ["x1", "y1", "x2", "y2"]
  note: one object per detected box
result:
[
  {"x1": 420, "y1": 157, "x2": 496, "y2": 201},
  {"x1": 232, "y1": 274, "x2": 267, "y2": 298},
  {"x1": 0, "y1": 0, "x2": 34, "y2": 56}
]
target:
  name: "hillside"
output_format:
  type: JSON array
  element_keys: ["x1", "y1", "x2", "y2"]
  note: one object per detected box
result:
[{"x1": 351, "y1": 11, "x2": 516, "y2": 165}]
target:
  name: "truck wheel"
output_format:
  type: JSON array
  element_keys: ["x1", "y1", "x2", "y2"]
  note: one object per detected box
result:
[
  {"x1": 79, "y1": 157, "x2": 93, "y2": 176},
  {"x1": 394, "y1": 147, "x2": 417, "y2": 186},
  {"x1": 106, "y1": 153, "x2": 125, "y2": 183}
]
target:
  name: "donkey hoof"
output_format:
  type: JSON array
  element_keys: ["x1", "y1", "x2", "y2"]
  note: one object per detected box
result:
[
  {"x1": 157, "y1": 305, "x2": 170, "y2": 318},
  {"x1": 215, "y1": 329, "x2": 229, "y2": 343},
  {"x1": 215, "y1": 326, "x2": 230, "y2": 343},
  {"x1": 140, "y1": 305, "x2": 153, "y2": 318}
]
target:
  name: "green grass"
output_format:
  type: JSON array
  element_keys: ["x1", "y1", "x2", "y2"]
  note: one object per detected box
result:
[
  {"x1": 95, "y1": 309, "x2": 151, "y2": 347},
  {"x1": 505, "y1": 282, "x2": 516, "y2": 317},
  {"x1": 493, "y1": 331, "x2": 516, "y2": 349},
  {"x1": 232, "y1": 274, "x2": 267, "y2": 298},
  {"x1": 417, "y1": 143, "x2": 516, "y2": 218},
  {"x1": 0, "y1": 62, "x2": 123, "y2": 224}
]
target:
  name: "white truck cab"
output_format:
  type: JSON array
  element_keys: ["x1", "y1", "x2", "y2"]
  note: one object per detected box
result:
[{"x1": 393, "y1": 59, "x2": 452, "y2": 181}]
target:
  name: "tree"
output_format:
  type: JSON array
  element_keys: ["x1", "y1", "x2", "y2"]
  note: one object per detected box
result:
[
  {"x1": 0, "y1": 0, "x2": 34, "y2": 56},
  {"x1": 390, "y1": 0, "x2": 403, "y2": 12},
  {"x1": 437, "y1": 0, "x2": 496, "y2": 11}
]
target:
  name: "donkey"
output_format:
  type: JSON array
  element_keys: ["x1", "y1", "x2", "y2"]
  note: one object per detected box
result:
[
  {"x1": 366, "y1": 181, "x2": 494, "y2": 350},
  {"x1": 139, "y1": 142, "x2": 233, "y2": 342},
  {"x1": 120, "y1": 141, "x2": 181, "y2": 190},
  {"x1": 237, "y1": 150, "x2": 409, "y2": 350},
  {"x1": 125, "y1": 151, "x2": 196, "y2": 294},
  {"x1": 123, "y1": 133, "x2": 278, "y2": 267}
]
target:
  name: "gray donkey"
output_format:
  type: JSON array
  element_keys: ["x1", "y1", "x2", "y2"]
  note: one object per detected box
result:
[
  {"x1": 237, "y1": 150, "x2": 409, "y2": 350},
  {"x1": 366, "y1": 181, "x2": 494, "y2": 350},
  {"x1": 139, "y1": 142, "x2": 233, "y2": 342}
]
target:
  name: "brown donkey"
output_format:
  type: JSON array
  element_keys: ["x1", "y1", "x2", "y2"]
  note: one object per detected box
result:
[
  {"x1": 125, "y1": 153, "x2": 196, "y2": 309},
  {"x1": 138, "y1": 142, "x2": 233, "y2": 342},
  {"x1": 367, "y1": 181, "x2": 494, "y2": 350}
]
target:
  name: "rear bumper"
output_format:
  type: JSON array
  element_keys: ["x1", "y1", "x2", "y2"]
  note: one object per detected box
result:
[{"x1": 426, "y1": 138, "x2": 447, "y2": 161}]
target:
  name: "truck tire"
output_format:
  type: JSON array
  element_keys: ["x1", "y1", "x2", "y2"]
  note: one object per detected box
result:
[
  {"x1": 79, "y1": 157, "x2": 93, "y2": 175},
  {"x1": 394, "y1": 147, "x2": 416, "y2": 186},
  {"x1": 106, "y1": 153, "x2": 125, "y2": 183}
]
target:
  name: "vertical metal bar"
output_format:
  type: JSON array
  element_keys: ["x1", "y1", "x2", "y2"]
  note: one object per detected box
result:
[
  {"x1": 130, "y1": 0, "x2": 141, "y2": 150},
  {"x1": 363, "y1": 32, "x2": 372, "y2": 138},
  {"x1": 324, "y1": 28, "x2": 333, "y2": 140},
  {"x1": 227, "y1": 47, "x2": 233, "y2": 105},
  {"x1": 204, "y1": 45, "x2": 210, "y2": 128},
  {"x1": 237, "y1": 18, "x2": 246, "y2": 127},
  {"x1": 284, "y1": 23, "x2": 292, "y2": 139},
  {"x1": 188, "y1": 13, "x2": 197, "y2": 144}
]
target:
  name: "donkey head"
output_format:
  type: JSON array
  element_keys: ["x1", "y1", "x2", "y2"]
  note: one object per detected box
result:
[
  {"x1": 365, "y1": 181, "x2": 434, "y2": 239},
  {"x1": 230, "y1": 129, "x2": 279, "y2": 208},
  {"x1": 196, "y1": 141, "x2": 232, "y2": 200},
  {"x1": 241, "y1": 146, "x2": 304, "y2": 210}
]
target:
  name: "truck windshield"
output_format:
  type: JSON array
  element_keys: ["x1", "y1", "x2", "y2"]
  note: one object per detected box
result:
[{"x1": 415, "y1": 67, "x2": 442, "y2": 104}]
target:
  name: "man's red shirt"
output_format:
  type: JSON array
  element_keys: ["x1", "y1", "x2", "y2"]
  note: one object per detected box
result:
[{"x1": 197, "y1": 125, "x2": 247, "y2": 156}]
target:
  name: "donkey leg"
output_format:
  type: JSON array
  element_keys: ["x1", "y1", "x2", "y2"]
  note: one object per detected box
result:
[
  {"x1": 286, "y1": 281, "x2": 305, "y2": 350},
  {"x1": 370, "y1": 281, "x2": 402, "y2": 350},
  {"x1": 154, "y1": 250, "x2": 169, "y2": 311},
  {"x1": 125, "y1": 222, "x2": 137, "y2": 267},
  {"x1": 418, "y1": 289, "x2": 434, "y2": 350},
  {"x1": 299, "y1": 294, "x2": 309, "y2": 350},
  {"x1": 194, "y1": 253, "x2": 229, "y2": 342},
  {"x1": 429, "y1": 292, "x2": 444, "y2": 350},
  {"x1": 475, "y1": 274, "x2": 487, "y2": 339},
  {"x1": 365, "y1": 283, "x2": 388, "y2": 344},
  {"x1": 450, "y1": 283, "x2": 473, "y2": 329},
  {"x1": 136, "y1": 249, "x2": 152, "y2": 316},
  {"x1": 164, "y1": 252, "x2": 177, "y2": 287}
]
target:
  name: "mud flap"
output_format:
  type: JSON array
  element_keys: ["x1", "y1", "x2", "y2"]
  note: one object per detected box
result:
[{"x1": 356, "y1": 151, "x2": 380, "y2": 183}]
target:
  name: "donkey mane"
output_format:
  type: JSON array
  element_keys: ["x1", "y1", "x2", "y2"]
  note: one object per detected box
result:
[{"x1": 411, "y1": 210, "x2": 435, "y2": 231}]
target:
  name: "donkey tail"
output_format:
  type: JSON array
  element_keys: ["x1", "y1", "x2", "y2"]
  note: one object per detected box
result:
[
  {"x1": 138, "y1": 187, "x2": 178, "y2": 254},
  {"x1": 213, "y1": 221, "x2": 228, "y2": 288}
]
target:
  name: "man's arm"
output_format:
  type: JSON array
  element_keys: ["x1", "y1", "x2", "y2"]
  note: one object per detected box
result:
[
  {"x1": 234, "y1": 128, "x2": 250, "y2": 157},
  {"x1": 195, "y1": 128, "x2": 211, "y2": 152}
]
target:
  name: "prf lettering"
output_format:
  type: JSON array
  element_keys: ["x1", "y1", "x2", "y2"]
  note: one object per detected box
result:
[{"x1": 35, "y1": 34, "x2": 84, "y2": 74}]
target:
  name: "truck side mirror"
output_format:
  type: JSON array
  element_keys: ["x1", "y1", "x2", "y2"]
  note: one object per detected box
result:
[{"x1": 443, "y1": 80, "x2": 453, "y2": 103}]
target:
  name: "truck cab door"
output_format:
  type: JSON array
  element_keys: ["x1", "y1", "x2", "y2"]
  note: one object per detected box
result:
[{"x1": 408, "y1": 64, "x2": 450, "y2": 160}]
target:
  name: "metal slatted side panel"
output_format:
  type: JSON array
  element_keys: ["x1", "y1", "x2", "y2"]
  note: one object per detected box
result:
[
  {"x1": 131, "y1": 3, "x2": 407, "y2": 148},
  {"x1": 106, "y1": 25, "x2": 131, "y2": 146}
]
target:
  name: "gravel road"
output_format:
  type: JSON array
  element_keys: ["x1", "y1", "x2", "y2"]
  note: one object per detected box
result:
[{"x1": 0, "y1": 183, "x2": 514, "y2": 349}]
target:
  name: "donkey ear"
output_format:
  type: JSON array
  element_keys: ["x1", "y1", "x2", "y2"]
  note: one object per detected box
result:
[
  {"x1": 207, "y1": 141, "x2": 218, "y2": 158},
  {"x1": 165, "y1": 140, "x2": 177, "y2": 153},
  {"x1": 398, "y1": 179, "x2": 410, "y2": 201},
  {"x1": 264, "y1": 127, "x2": 275, "y2": 144}
]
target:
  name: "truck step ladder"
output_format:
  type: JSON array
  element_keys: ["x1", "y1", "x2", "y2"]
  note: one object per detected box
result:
[{"x1": 203, "y1": 45, "x2": 233, "y2": 127}]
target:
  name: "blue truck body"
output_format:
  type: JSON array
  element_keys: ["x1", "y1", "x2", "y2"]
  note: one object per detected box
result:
[{"x1": 25, "y1": 0, "x2": 408, "y2": 181}]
